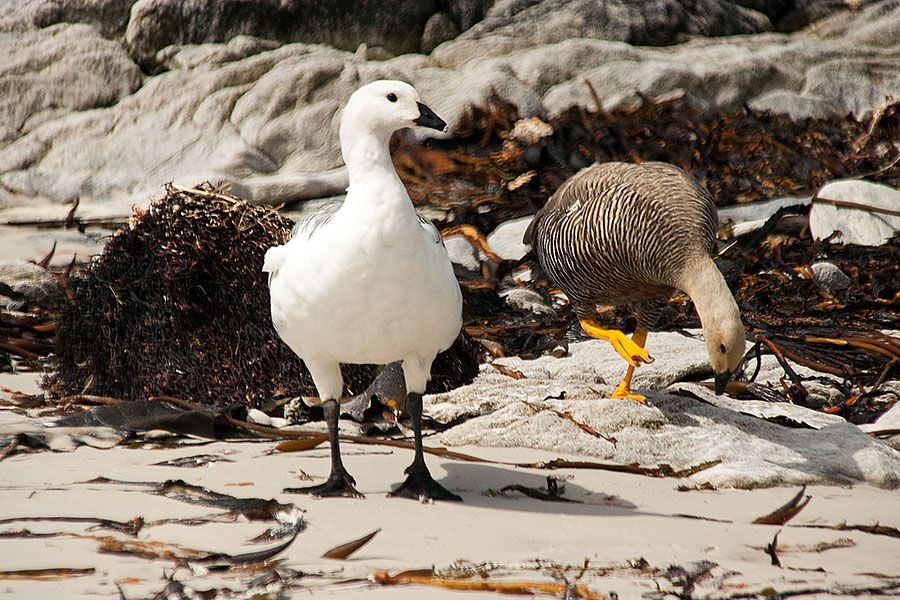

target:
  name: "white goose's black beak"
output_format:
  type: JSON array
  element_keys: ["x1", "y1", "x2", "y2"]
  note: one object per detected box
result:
[
  {"x1": 714, "y1": 370, "x2": 732, "y2": 395},
  {"x1": 413, "y1": 102, "x2": 447, "y2": 132}
]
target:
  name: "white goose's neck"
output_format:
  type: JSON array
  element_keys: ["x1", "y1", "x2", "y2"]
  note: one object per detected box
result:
[{"x1": 340, "y1": 125, "x2": 407, "y2": 201}]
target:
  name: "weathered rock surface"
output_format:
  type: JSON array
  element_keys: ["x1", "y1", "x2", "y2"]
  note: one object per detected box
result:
[
  {"x1": 32, "y1": 0, "x2": 135, "y2": 38},
  {"x1": 499, "y1": 287, "x2": 556, "y2": 316},
  {"x1": 0, "y1": 23, "x2": 142, "y2": 142},
  {"x1": 717, "y1": 196, "x2": 810, "y2": 237},
  {"x1": 430, "y1": 333, "x2": 900, "y2": 489},
  {"x1": 444, "y1": 235, "x2": 481, "y2": 271},
  {"x1": 123, "y1": 0, "x2": 443, "y2": 70},
  {"x1": 861, "y1": 401, "x2": 900, "y2": 450},
  {"x1": 0, "y1": 33, "x2": 543, "y2": 208},
  {"x1": 523, "y1": 29, "x2": 900, "y2": 119},
  {"x1": 458, "y1": 0, "x2": 773, "y2": 46}
]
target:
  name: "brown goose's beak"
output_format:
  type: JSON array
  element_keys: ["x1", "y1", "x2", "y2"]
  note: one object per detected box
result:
[
  {"x1": 714, "y1": 370, "x2": 732, "y2": 395},
  {"x1": 413, "y1": 102, "x2": 447, "y2": 132}
]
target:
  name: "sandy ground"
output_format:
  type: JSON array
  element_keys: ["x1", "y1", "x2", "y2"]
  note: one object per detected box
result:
[{"x1": 1, "y1": 373, "x2": 899, "y2": 599}]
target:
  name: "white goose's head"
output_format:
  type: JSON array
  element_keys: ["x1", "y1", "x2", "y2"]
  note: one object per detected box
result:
[{"x1": 340, "y1": 80, "x2": 447, "y2": 143}]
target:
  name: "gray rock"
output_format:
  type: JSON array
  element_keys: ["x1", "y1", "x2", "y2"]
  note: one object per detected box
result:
[
  {"x1": 532, "y1": 24, "x2": 900, "y2": 120},
  {"x1": 739, "y1": 0, "x2": 884, "y2": 32},
  {"x1": 124, "y1": 0, "x2": 439, "y2": 70},
  {"x1": 808, "y1": 0, "x2": 900, "y2": 47},
  {"x1": 0, "y1": 259, "x2": 61, "y2": 308},
  {"x1": 799, "y1": 378, "x2": 851, "y2": 410},
  {"x1": 0, "y1": 35, "x2": 542, "y2": 209},
  {"x1": 811, "y1": 261, "x2": 851, "y2": 295},
  {"x1": 3, "y1": 0, "x2": 900, "y2": 218},
  {"x1": 444, "y1": 235, "x2": 481, "y2": 271},
  {"x1": 860, "y1": 399, "x2": 900, "y2": 450},
  {"x1": 421, "y1": 12, "x2": 460, "y2": 54},
  {"x1": 0, "y1": 0, "x2": 44, "y2": 33},
  {"x1": 809, "y1": 180, "x2": 900, "y2": 246},
  {"x1": 0, "y1": 24, "x2": 142, "y2": 143},
  {"x1": 499, "y1": 287, "x2": 556, "y2": 316},
  {"x1": 459, "y1": 0, "x2": 772, "y2": 47},
  {"x1": 861, "y1": 397, "x2": 900, "y2": 433},
  {"x1": 446, "y1": 0, "x2": 494, "y2": 31},
  {"x1": 717, "y1": 196, "x2": 810, "y2": 237},
  {"x1": 33, "y1": 0, "x2": 135, "y2": 38},
  {"x1": 487, "y1": 216, "x2": 533, "y2": 261}
]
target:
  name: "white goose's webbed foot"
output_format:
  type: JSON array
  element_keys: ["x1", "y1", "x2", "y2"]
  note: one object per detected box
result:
[
  {"x1": 392, "y1": 461, "x2": 462, "y2": 502},
  {"x1": 283, "y1": 398, "x2": 364, "y2": 499},
  {"x1": 389, "y1": 392, "x2": 461, "y2": 502},
  {"x1": 285, "y1": 468, "x2": 362, "y2": 498}
]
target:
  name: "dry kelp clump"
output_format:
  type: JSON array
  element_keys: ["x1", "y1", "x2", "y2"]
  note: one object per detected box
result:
[{"x1": 43, "y1": 184, "x2": 480, "y2": 407}]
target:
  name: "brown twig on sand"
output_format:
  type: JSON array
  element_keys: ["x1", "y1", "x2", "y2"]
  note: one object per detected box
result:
[
  {"x1": 753, "y1": 486, "x2": 811, "y2": 525},
  {"x1": 322, "y1": 529, "x2": 381, "y2": 560},
  {"x1": 764, "y1": 530, "x2": 782, "y2": 567},
  {"x1": 370, "y1": 569, "x2": 607, "y2": 599},
  {"x1": 0, "y1": 567, "x2": 96, "y2": 581}
]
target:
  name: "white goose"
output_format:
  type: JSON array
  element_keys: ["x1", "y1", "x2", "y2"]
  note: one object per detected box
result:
[{"x1": 263, "y1": 80, "x2": 462, "y2": 501}]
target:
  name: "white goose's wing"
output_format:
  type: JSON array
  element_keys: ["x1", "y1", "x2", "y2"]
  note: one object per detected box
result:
[
  {"x1": 416, "y1": 212, "x2": 443, "y2": 246},
  {"x1": 289, "y1": 198, "x2": 343, "y2": 243},
  {"x1": 263, "y1": 199, "x2": 343, "y2": 280}
]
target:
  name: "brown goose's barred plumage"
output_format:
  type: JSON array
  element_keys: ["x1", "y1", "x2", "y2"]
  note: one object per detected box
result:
[{"x1": 524, "y1": 161, "x2": 718, "y2": 329}]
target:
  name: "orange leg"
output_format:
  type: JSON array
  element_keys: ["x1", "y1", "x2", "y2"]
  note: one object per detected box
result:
[
  {"x1": 579, "y1": 319, "x2": 653, "y2": 367},
  {"x1": 610, "y1": 327, "x2": 649, "y2": 403}
]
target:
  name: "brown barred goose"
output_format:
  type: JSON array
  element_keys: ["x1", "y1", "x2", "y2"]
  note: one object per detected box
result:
[{"x1": 524, "y1": 161, "x2": 745, "y2": 400}]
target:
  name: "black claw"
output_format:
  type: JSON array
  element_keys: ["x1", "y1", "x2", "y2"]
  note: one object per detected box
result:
[
  {"x1": 285, "y1": 470, "x2": 363, "y2": 498},
  {"x1": 391, "y1": 464, "x2": 461, "y2": 502}
]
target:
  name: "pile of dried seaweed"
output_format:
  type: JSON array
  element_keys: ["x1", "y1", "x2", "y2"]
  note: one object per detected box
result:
[{"x1": 42, "y1": 184, "x2": 480, "y2": 407}]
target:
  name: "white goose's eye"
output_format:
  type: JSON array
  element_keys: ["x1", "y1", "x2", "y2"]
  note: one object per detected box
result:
[{"x1": 386, "y1": 93, "x2": 397, "y2": 102}]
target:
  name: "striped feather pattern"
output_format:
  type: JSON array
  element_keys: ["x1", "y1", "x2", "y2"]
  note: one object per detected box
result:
[{"x1": 525, "y1": 162, "x2": 718, "y2": 327}]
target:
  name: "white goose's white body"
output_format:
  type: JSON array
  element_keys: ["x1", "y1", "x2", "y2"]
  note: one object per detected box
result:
[
  {"x1": 263, "y1": 80, "x2": 462, "y2": 500},
  {"x1": 264, "y1": 165, "x2": 461, "y2": 397}
]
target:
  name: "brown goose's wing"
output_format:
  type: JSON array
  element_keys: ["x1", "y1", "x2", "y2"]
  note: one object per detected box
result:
[{"x1": 525, "y1": 162, "x2": 717, "y2": 252}]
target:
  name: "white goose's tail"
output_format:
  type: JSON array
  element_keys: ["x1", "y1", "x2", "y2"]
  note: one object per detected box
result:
[{"x1": 262, "y1": 244, "x2": 289, "y2": 282}]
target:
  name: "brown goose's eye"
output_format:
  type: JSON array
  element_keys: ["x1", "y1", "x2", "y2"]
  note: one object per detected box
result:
[{"x1": 387, "y1": 93, "x2": 397, "y2": 102}]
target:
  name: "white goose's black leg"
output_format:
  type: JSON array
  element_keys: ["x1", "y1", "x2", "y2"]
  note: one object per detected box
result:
[
  {"x1": 390, "y1": 392, "x2": 461, "y2": 502},
  {"x1": 284, "y1": 398, "x2": 363, "y2": 498}
]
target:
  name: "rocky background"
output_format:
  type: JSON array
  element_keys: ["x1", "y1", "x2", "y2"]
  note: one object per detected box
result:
[{"x1": 1, "y1": 0, "x2": 899, "y2": 217}]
